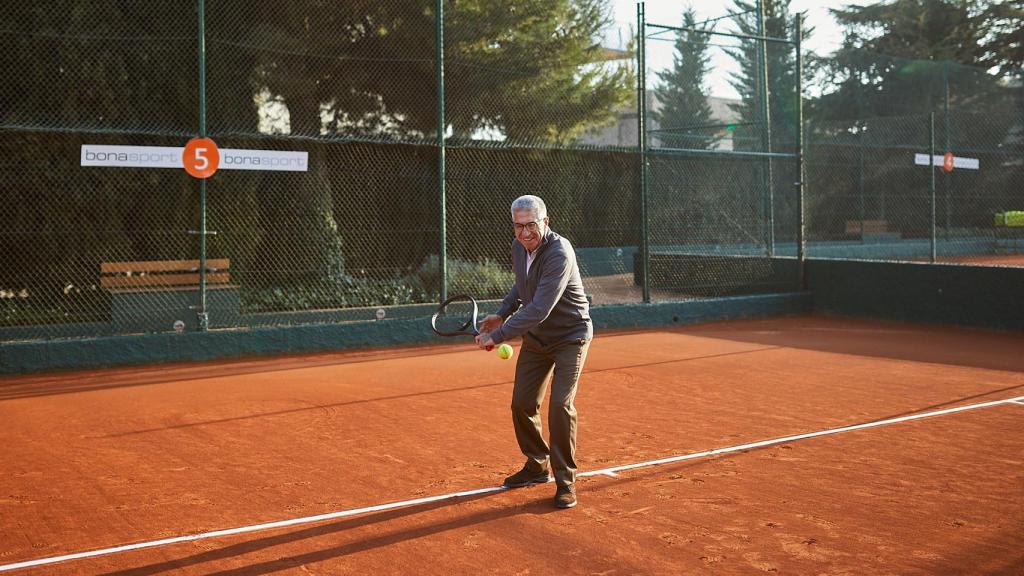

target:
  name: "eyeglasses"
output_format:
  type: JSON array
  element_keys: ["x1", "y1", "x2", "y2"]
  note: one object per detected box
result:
[{"x1": 513, "y1": 220, "x2": 542, "y2": 233}]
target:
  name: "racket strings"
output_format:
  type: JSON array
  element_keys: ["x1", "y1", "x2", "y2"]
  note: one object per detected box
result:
[{"x1": 432, "y1": 298, "x2": 480, "y2": 335}]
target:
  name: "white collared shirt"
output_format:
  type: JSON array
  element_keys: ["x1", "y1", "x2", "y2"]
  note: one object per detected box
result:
[{"x1": 526, "y1": 249, "x2": 538, "y2": 276}]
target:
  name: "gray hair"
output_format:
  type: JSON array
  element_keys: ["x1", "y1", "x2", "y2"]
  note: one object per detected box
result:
[{"x1": 510, "y1": 195, "x2": 547, "y2": 219}]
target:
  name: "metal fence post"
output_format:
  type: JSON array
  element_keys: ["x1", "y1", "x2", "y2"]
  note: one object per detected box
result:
[
  {"x1": 795, "y1": 15, "x2": 805, "y2": 289},
  {"x1": 929, "y1": 112, "x2": 937, "y2": 263},
  {"x1": 638, "y1": 2, "x2": 650, "y2": 303},
  {"x1": 436, "y1": 0, "x2": 447, "y2": 304},
  {"x1": 943, "y1": 61, "x2": 951, "y2": 240},
  {"x1": 756, "y1": 0, "x2": 774, "y2": 255},
  {"x1": 197, "y1": 0, "x2": 209, "y2": 331}
]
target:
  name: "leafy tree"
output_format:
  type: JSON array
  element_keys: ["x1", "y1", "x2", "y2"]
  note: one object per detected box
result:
[
  {"x1": 830, "y1": 0, "x2": 988, "y2": 64},
  {"x1": 812, "y1": 0, "x2": 1012, "y2": 121},
  {"x1": 445, "y1": 0, "x2": 634, "y2": 144},
  {"x1": 977, "y1": 0, "x2": 1024, "y2": 76},
  {"x1": 240, "y1": 0, "x2": 632, "y2": 144},
  {"x1": 1, "y1": 0, "x2": 635, "y2": 313},
  {"x1": 0, "y1": 1, "x2": 198, "y2": 299},
  {"x1": 207, "y1": 0, "x2": 634, "y2": 288}
]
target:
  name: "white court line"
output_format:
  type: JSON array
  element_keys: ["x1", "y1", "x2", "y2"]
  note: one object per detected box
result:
[
  {"x1": 578, "y1": 395, "x2": 1024, "y2": 478},
  {"x1": 2, "y1": 395, "x2": 1021, "y2": 573}
]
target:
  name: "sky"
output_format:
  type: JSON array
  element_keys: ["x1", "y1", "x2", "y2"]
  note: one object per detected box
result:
[{"x1": 609, "y1": 0, "x2": 852, "y2": 99}]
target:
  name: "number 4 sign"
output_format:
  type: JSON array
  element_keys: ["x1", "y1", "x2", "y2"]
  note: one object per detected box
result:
[{"x1": 914, "y1": 153, "x2": 979, "y2": 171}]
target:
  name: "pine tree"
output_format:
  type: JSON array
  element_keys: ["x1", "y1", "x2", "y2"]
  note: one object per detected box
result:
[
  {"x1": 813, "y1": 0, "x2": 1008, "y2": 121},
  {"x1": 726, "y1": 0, "x2": 803, "y2": 149},
  {"x1": 652, "y1": 7, "x2": 717, "y2": 150},
  {"x1": 978, "y1": 1, "x2": 1024, "y2": 76},
  {"x1": 829, "y1": 0, "x2": 988, "y2": 64}
]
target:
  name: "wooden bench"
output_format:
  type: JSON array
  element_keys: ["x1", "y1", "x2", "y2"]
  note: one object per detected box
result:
[
  {"x1": 845, "y1": 220, "x2": 889, "y2": 235},
  {"x1": 99, "y1": 259, "x2": 239, "y2": 332},
  {"x1": 100, "y1": 259, "x2": 232, "y2": 292}
]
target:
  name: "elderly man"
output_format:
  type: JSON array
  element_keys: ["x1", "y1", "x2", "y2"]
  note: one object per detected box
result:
[{"x1": 476, "y1": 195, "x2": 592, "y2": 509}]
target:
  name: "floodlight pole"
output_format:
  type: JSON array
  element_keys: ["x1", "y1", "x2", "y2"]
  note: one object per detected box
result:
[
  {"x1": 943, "y1": 62, "x2": 951, "y2": 240},
  {"x1": 795, "y1": 15, "x2": 805, "y2": 288},
  {"x1": 197, "y1": 0, "x2": 209, "y2": 331},
  {"x1": 756, "y1": 0, "x2": 775, "y2": 256},
  {"x1": 638, "y1": 2, "x2": 650, "y2": 304}
]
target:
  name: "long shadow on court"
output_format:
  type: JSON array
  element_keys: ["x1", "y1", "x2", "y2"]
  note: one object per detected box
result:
[
  {"x1": 921, "y1": 543, "x2": 1024, "y2": 576},
  {"x1": 52, "y1": 410, "x2": 1024, "y2": 575},
  {"x1": 97, "y1": 459, "x2": 738, "y2": 576},
  {"x1": 870, "y1": 383, "x2": 1024, "y2": 422},
  {"x1": 674, "y1": 316, "x2": 1024, "y2": 373},
  {"x1": 96, "y1": 347, "x2": 777, "y2": 438},
  {"x1": 96, "y1": 490, "x2": 592, "y2": 576},
  {"x1": 0, "y1": 346, "x2": 471, "y2": 401}
]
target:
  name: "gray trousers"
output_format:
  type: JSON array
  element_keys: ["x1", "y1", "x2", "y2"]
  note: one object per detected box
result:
[{"x1": 511, "y1": 335, "x2": 591, "y2": 488}]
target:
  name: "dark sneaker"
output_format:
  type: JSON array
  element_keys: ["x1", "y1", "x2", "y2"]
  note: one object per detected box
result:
[
  {"x1": 503, "y1": 466, "x2": 550, "y2": 488},
  {"x1": 554, "y1": 484, "x2": 577, "y2": 509}
]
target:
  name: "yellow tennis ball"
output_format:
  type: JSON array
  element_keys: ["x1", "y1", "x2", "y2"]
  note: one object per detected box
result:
[{"x1": 496, "y1": 343, "x2": 514, "y2": 360}]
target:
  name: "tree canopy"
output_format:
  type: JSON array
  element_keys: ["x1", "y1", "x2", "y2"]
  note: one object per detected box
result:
[
  {"x1": 1, "y1": 0, "x2": 635, "y2": 301},
  {"x1": 727, "y1": 0, "x2": 806, "y2": 149}
]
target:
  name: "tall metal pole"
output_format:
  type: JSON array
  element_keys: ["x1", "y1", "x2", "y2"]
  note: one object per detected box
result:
[
  {"x1": 436, "y1": 0, "x2": 447, "y2": 304},
  {"x1": 638, "y1": 2, "x2": 650, "y2": 303},
  {"x1": 929, "y1": 112, "x2": 937, "y2": 263},
  {"x1": 857, "y1": 126, "x2": 865, "y2": 243},
  {"x1": 943, "y1": 61, "x2": 951, "y2": 241},
  {"x1": 756, "y1": 0, "x2": 775, "y2": 255},
  {"x1": 795, "y1": 15, "x2": 805, "y2": 289},
  {"x1": 197, "y1": 0, "x2": 209, "y2": 331},
  {"x1": 856, "y1": 75, "x2": 865, "y2": 242}
]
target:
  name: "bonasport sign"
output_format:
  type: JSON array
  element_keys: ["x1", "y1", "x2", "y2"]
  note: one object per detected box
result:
[{"x1": 81, "y1": 143, "x2": 308, "y2": 174}]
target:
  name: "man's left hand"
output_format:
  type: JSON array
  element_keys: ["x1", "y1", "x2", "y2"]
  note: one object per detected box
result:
[{"x1": 475, "y1": 332, "x2": 496, "y2": 350}]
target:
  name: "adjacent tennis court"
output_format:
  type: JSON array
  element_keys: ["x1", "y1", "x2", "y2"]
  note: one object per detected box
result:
[{"x1": 2, "y1": 316, "x2": 1021, "y2": 574}]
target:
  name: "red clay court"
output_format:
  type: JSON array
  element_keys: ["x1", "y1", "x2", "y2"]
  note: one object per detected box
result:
[
  {"x1": 2, "y1": 315, "x2": 1022, "y2": 575},
  {"x1": 937, "y1": 253, "x2": 1024, "y2": 267}
]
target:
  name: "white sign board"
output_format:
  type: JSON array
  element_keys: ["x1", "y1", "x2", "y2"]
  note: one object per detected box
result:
[
  {"x1": 913, "y1": 153, "x2": 979, "y2": 170},
  {"x1": 81, "y1": 145, "x2": 182, "y2": 169},
  {"x1": 81, "y1": 145, "x2": 308, "y2": 172}
]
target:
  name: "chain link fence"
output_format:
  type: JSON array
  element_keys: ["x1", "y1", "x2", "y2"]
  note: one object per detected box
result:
[
  {"x1": 0, "y1": 1, "x2": 642, "y2": 342},
  {"x1": 639, "y1": 9, "x2": 803, "y2": 301},
  {"x1": 2, "y1": 3, "x2": 1021, "y2": 343},
  {"x1": 806, "y1": 53, "x2": 1024, "y2": 263}
]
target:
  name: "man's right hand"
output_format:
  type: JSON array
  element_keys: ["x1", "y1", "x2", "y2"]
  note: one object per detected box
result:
[{"x1": 479, "y1": 314, "x2": 503, "y2": 333}]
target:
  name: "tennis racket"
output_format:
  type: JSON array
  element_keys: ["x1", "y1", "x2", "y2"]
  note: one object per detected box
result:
[{"x1": 431, "y1": 294, "x2": 494, "y2": 350}]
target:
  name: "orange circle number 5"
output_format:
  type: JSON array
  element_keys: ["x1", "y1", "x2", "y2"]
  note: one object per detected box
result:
[{"x1": 183, "y1": 137, "x2": 220, "y2": 179}]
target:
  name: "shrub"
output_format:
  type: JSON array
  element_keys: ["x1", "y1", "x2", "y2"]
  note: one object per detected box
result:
[
  {"x1": 415, "y1": 255, "x2": 514, "y2": 300},
  {"x1": 242, "y1": 255, "x2": 514, "y2": 313}
]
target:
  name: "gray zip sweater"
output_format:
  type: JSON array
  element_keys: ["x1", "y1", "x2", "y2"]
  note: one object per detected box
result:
[{"x1": 491, "y1": 229, "x2": 592, "y2": 346}]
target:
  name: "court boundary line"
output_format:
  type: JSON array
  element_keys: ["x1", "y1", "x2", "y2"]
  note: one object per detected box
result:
[
  {"x1": 577, "y1": 395, "x2": 1024, "y2": 477},
  {"x1": 2, "y1": 395, "x2": 1021, "y2": 573}
]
